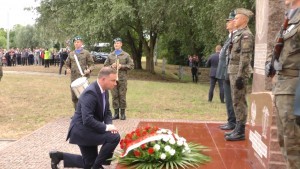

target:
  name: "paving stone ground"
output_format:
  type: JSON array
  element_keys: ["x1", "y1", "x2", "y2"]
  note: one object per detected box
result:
[{"x1": 0, "y1": 118, "x2": 211, "y2": 169}]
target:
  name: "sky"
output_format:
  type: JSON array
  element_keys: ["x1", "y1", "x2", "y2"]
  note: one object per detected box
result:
[{"x1": 0, "y1": 0, "x2": 40, "y2": 29}]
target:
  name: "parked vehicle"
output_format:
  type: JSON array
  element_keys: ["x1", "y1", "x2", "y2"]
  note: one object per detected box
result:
[{"x1": 91, "y1": 51, "x2": 109, "y2": 63}]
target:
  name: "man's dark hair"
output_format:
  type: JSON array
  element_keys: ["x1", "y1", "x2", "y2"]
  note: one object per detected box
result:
[{"x1": 98, "y1": 67, "x2": 117, "y2": 79}]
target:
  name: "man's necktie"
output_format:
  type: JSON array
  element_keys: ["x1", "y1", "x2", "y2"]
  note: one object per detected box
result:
[{"x1": 102, "y1": 92, "x2": 106, "y2": 116}]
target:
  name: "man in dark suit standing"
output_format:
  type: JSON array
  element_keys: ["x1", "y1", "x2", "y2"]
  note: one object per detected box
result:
[
  {"x1": 206, "y1": 45, "x2": 224, "y2": 103},
  {"x1": 49, "y1": 67, "x2": 120, "y2": 169}
]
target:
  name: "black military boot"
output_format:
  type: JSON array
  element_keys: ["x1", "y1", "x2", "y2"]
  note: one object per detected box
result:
[
  {"x1": 225, "y1": 122, "x2": 245, "y2": 141},
  {"x1": 112, "y1": 109, "x2": 119, "y2": 120},
  {"x1": 224, "y1": 122, "x2": 238, "y2": 136},
  {"x1": 120, "y1": 109, "x2": 126, "y2": 120}
]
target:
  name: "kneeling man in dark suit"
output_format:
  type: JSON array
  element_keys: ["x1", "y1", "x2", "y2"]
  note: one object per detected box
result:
[{"x1": 49, "y1": 67, "x2": 120, "y2": 169}]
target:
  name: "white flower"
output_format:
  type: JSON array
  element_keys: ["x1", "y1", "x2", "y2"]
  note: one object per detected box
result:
[
  {"x1": 169, "y1": 139, "x2": 176, "y2": 145},
  {"x1": 160, "y1": 153, "x2": 166, "y2": 160},
  {"x1": 177, "y1": 140, "x2": 184, "y2": 146},
  {"x1": 160, "y1": 129, "x2": 167, "y2": 133},
  {"x1": 185, "y1": 146, "x2": 191, "y2": 153},
  {"x1": 162, "y1": 136, "x2": 170, "y2": 142},
  {"x1": 164, "y1": 145, "x2": 171, "y2": 152},
  {"x1": 169, "y1": 149, "x2": 176, "y2": 156},
  {"x1": 156, "y1": 130, "x2": 162, "y2": 134},
  {"x1": 167, "y1": 130, "x2": 173, "y2": 135},
  {"x1": 174, "y1": 134, "x2": 180, "y2": 140},
  {"x1": 154, "y1": 144, "x2": 160, "y2": 151}
]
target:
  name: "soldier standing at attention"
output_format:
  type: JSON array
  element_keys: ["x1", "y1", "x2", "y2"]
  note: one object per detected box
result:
[
  {"x1": 65, "y1": 36, "x2": 95, "y2": 109},
  {"x1": 216, "y1": 10, "x2": 237, "y2": 131},
  {"x1": 225, "y1": 8, "x2": 254, "y2": 141},
  {"x1": 104, "y1": 38, "x2": 134, "y2": 120},
  {"x1": 265, "y1": 0, "x2": 300, "y2": 168}
]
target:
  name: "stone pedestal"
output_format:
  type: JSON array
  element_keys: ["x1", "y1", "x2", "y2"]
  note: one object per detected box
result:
[{"x1": 248, "y1": 0, "x2": 287, "y2": 168}]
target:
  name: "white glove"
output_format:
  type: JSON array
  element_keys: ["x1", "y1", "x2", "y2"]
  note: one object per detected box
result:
[{"x1": 265, "y1": 61, "x2": 271, "y2": 76}]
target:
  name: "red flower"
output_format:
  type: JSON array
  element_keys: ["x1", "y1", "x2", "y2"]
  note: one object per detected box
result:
[
  {"x1": 134, "y1": 150, "x2": 141, "y2": 157},
  {"x1": 141, "y1": 144, "x2": 147, "y2": 149},
  {"x1": 148, "y1": 147, "x2": 154, "y2": 154}
]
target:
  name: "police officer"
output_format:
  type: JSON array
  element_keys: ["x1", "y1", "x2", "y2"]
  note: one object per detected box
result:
[
  {"x1": 104, "y1": 38, "x2": 134, "y2": 120},
  {"x1": 65, "y1": 36, "x2": 95, "y2": 109},
  {"x1": 216, "y1": 10, "x2": 237, "y2": 131},
  {"x1": 265, "y1": 0, "x2": 300, "y2": 168},
  {"x1": 225, "y1": 8, "x2": 254, "y2": 141}
]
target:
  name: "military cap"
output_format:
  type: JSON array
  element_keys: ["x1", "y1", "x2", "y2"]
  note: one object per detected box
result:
[
  {"x1": 226, "y1": 10, "x2": 236, "y2": 21},
  {"x1": 235, "y1": 8, "x2": 254, "y2": 18},
  {"x1": 73, "y1": 35, "x2": 83, "y2": 42},
  {"x1": 113, "y1": 37, "x2": 122, "y2": 43}
]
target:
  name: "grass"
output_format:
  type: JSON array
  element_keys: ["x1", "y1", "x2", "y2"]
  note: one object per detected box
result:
[{"x1": 1, "y1": 64, "x2": 226, "y2": 139}]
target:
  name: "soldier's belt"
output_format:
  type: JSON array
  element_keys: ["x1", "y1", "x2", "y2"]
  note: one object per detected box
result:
[{"x1": 278, "y1": 69, "x2": 300, "y2": 77}]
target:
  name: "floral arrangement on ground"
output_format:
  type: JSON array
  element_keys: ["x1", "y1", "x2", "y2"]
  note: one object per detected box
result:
[{"x1": 114, "y1": 126, "x2": 210, "y2": 169}]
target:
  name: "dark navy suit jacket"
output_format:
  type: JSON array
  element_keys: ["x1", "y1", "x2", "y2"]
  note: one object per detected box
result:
[
  {"x1": 206, "y1": 52, "x2": 220, "y2": 77},
  {"x1": 66, "y1": 81, "x2": 112, "y2": 146}
]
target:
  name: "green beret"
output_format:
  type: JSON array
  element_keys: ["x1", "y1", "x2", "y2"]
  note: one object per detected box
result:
[
  {"x1": 113, "y1": 37, "x2": 122, "y2": 43},
  {"x1": 73, "y1": 36, "x2": 83, "y2": 43}
]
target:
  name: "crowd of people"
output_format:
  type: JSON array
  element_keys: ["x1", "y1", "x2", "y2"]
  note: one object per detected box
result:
[{"x1": 0, "y1": 47, "x2": 68, "y2": 68}]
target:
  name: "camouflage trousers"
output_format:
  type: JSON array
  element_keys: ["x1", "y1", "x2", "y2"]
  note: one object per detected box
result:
[
  {"x1": 229, "y1": 74, "x2": 248, "y2": 125},
  {"x1": 111, "y1": 80, "x2": 127, "y2": 109},
  {"x1": 275, "y1": 95, "x2": 300, "y2": 169},
  {"x1": 71, "y1": 88, "x2": 78, "y2": 109}
]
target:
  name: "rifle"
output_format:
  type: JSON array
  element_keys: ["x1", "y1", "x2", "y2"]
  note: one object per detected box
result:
[{"x1": 268, "y1": 13, "x2": 290, "y2": 77}]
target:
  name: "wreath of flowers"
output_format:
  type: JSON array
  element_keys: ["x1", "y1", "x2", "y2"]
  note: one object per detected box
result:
[{"x1": 114, "y1": 126, "x2": 210, "y2": 169}]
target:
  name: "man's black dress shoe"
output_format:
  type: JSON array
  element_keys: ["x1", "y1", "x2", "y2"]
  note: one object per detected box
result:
[
  {"x1": 220, "y1": 124, "x2": 235, "y2": 130},
  {"x1": 49, "y1": 151, "x2": 63, "y2": 169}
]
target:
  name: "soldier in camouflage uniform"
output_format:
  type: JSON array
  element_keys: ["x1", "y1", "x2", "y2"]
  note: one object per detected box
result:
[
  {"x1": 104, "y1": 38, "x2": 134, "y2": 120},
  {"x1": 225, "y1": 8, "x2": 254, "y2": 141},
  {"x1": 65, "y1": 36, "x2": 95, "y2": 109},
  {"x1": 265, "y1": 1, "x2": 300, "y2": 168}
]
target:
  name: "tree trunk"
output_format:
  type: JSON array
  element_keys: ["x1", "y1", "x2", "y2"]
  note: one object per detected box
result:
[
  {"x1": 126, "y1": 31, "x2": 143, "y2": 69},
  {"x1": 144, "y1": 31, "x2": 157, "y2": 74}
]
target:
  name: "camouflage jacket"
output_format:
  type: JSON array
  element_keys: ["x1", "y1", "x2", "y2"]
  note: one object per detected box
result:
[
  {"x1": 104, "y1": 50, "x2": 134, "y2": 81},
  {"x1": 273, "y1": 8, "x2": 300, "y2": 95},
  {"x1": 228, "y1": 26, "x2": 254, "y2": 78},
  {"x1": 65, "y1": 49, "x2": 94, "y2": 81}
]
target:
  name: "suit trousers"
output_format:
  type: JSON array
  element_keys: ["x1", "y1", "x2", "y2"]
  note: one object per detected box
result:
[
  {"x1": 208, "y1": 77, "x2": 224, "y2": 102},
  {"x1": 223, "y1": 80, "x2": 236, "y2": 125},
  {"x1": 63, "y1": 132, "x2": 120, "y2": 169}
]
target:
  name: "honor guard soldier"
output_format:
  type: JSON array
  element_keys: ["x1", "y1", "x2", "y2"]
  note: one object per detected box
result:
[
  {"x1": 225, "y1": 8, "x2": 254, "y2": 141},
  {"x1": 65, "y1": 36, "x2": 95, "y2": 109},
  {"x1": 265, "y1": 0, "x2": 300, "y2": 168},
  {"x1": 104, "y1": 38, "x2": 134, "y2": 120}
]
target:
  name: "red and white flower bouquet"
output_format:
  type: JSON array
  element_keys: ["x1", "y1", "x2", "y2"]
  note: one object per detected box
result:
[{"x1": 114, "y1": 126, "x2": 210, "y2": 169}]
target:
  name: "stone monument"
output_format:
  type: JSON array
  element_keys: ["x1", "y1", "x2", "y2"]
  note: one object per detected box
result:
[{"x1": 248, "y1": 0, "x2": 287, "y2": 168}]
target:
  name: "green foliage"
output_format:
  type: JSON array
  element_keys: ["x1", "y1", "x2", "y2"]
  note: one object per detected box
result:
[{"x1": 32, "y1": 0, "x2": 255, "y2": 68}]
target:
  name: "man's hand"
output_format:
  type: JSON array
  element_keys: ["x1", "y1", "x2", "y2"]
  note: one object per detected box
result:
[
  {"x1": 111, "y1": 63, "x2": 122, "y2": 70},
  {"x1": 84, "y1": 69, "x2": 91, "y2": 75},
  {"x1": 106, "y1": 124, "x2": 118, "y2": 133},
  {"x1": 296, "y1": 116, "x2": 300, "y2": 126},
  {"x1": 235, "y1": 77, "x2": 244, "y2": 90},
  {"x1": 66, "y1": 68, "x2": 71, "y2": 74}
]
